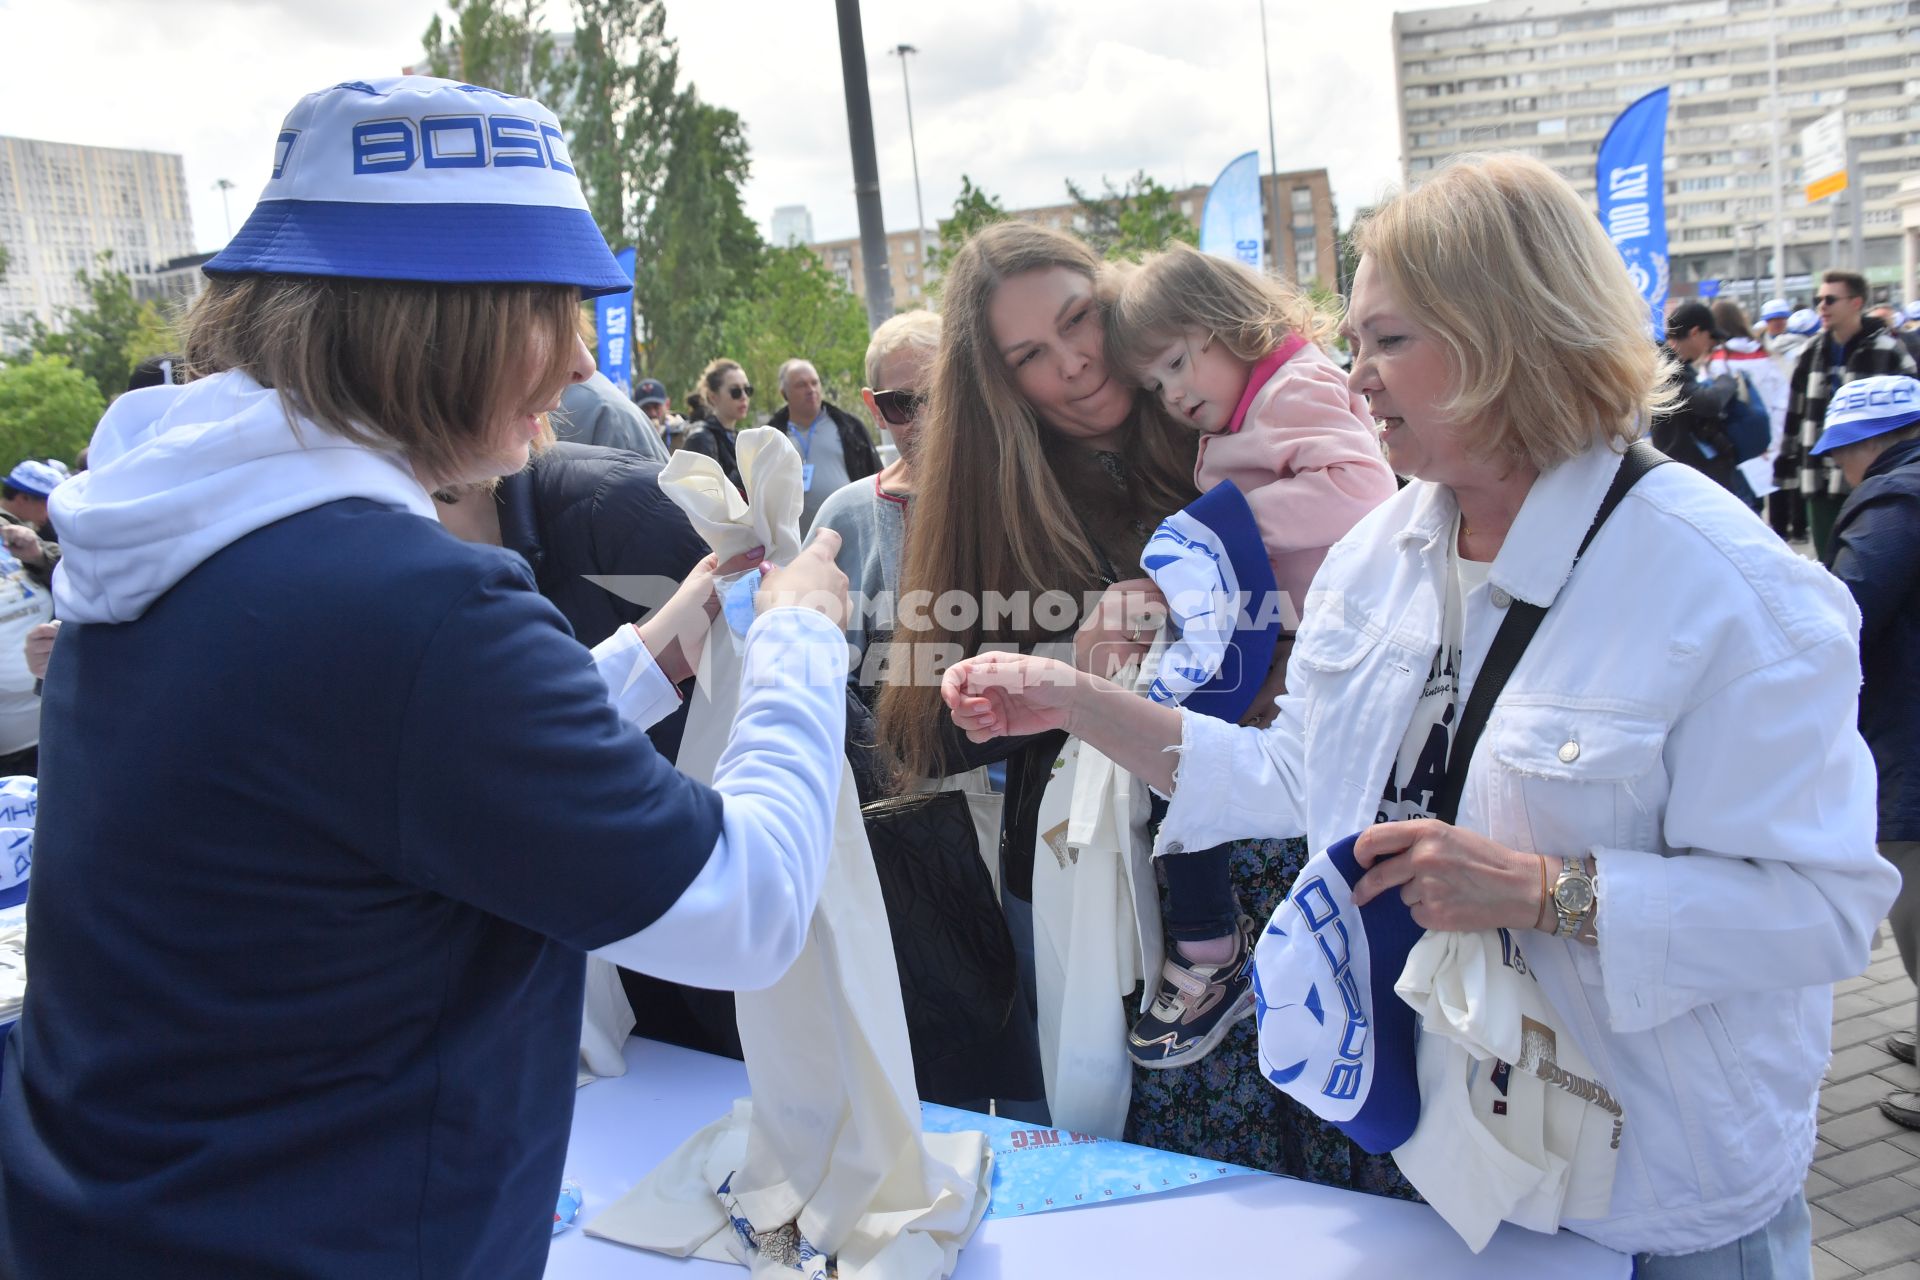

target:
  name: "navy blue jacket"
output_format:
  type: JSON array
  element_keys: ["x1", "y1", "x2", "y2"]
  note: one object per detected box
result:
[
  {"x1": 1826, "y1": 435, "x2": 1920, "y2": 842},
  {"x1": 0, "y1": 499, "x2": 724, "y2": 1278}
]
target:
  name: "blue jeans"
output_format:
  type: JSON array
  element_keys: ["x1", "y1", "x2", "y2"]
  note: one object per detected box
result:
[{"x1": 1633, "y1": 1193, "x2": 1811, "y2": 1280}]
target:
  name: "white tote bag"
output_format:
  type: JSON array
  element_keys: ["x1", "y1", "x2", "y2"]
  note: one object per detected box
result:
[
  {"x1": 1027, "y1": 655, "x2": 1164, "y2": 1139},
  {"x1": 587, "y1": 430, "x2": 990, "y2": 1279}
]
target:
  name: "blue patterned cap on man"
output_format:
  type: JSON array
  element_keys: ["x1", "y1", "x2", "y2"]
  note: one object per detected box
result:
[
  {"x1": 1810, "y1": 375, "x2": 1920, "y2": 457},
  {"x1": 1787, "y1": 308, "x2": 1821, "y2": 336},
  {"x1": 205, "y1": 76, "x2": 629, "y2": 297},
  {"x1": 4, "y1": 462, "x2": 64, "y2": 499}
]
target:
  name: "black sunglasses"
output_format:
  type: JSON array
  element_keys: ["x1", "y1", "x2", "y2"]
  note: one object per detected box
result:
[
  {"x1": 872, "y1": 388, "x2": 927, "y2": 426},
  {"x1": 1815, "y1": 294, "x2": 1855, "y2": 307},
  {"x1": 726, "y1": 383, "x2": 754, "y2": 400}
]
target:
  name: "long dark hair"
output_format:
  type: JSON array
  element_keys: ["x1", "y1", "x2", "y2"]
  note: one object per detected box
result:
[{"x1": 876, "y1": 222, "x2": 1197, "y2": 780}]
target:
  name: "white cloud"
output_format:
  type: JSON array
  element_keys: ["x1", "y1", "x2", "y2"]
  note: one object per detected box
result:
[{"x1": 0, "y1": 0, "x2": 1415, "y2": 261}]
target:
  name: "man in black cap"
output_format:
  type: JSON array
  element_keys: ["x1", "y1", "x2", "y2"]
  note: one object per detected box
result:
[
  {"x1": 633, "y1": 378, "x2": 686, "y2": 451},
  {"x1": 1650, "y1": 300, "x2": 1742, "y2": 493}
]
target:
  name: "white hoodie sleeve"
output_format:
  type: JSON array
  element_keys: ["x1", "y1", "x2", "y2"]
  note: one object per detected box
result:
[{"x1": 591, "y1": 607, "x2": 846, "y2": 991}]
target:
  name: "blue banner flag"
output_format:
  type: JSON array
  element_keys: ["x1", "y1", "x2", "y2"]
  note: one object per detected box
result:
[
  {"x1": 1199, "y1": 151, "x2": 1264, "y2": 272},
  {"x1": 1596, "y1": 88, "x2": 1671, "y2": 340},
  {"x1": 594, "y1": 247, "x2": 638, "y2": 395}
]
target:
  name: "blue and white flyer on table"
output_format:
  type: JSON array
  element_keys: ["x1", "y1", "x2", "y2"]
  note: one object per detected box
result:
[{"x1": 921, "y1": 1103, "x2": 1270, "y2": 1218}]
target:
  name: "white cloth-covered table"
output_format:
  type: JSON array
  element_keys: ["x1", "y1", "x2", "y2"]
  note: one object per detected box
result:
[{"x1": 546, "y1": 1040, "x2": 1630, "y2": 1280}]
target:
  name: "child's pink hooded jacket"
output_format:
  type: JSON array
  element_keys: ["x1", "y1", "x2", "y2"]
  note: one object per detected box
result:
[{"x1": 1194, "y1": 336, "x2": 1398, "y2": 625}]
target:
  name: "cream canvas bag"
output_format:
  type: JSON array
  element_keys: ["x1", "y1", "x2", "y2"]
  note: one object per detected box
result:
[
  {"x1": 587, "y1": 429, "x2": 989, "y2": 1278},
  {"x1": 1028, "y1": 653, "x2": 1164, "y2": 1139}
]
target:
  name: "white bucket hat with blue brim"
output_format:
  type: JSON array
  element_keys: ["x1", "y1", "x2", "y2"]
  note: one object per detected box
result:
[
  {"x1": 1759, "y1": 298, "x2": 1792, "y2": 321},
  {"x1": 204, "y1": 76, "x2": 630, "y2": 298},
  {"x1": 1810, "y1": 375, "x2": 1920, "y2": 457}
]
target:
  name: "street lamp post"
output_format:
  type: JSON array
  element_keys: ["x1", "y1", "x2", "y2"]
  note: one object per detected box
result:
[
  {"x1": 1258, "y1": 0, "x2": 1283, "y2": 278},
  {"x1": 891, "y1": 44, "x2": 929, "y2": 282},
  {"x1": 214, "y1": 178, "x2": 236, "y2": 240}
]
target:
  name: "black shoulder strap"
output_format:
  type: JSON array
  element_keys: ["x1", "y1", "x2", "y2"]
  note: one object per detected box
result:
[{"x1": 1430, "y1": 441, "x2": 1668, "y2": 826}]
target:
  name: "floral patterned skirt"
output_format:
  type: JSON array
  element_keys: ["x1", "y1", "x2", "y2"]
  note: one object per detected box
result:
[{"x1": 1123, "y1": 835, "x2": 1419, "y2": 1200}]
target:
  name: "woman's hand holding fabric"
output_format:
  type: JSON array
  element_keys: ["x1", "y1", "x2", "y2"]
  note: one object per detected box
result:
[
  {"x1": 1073, "y1": 578, "x2": 1166, "y2": 677},
  {"x1": 634, "y1": 548, "x2": 765, "y2": 684},
  {"x1": 1351, "y1": 819, "x2": 1547, "y2": 934}
]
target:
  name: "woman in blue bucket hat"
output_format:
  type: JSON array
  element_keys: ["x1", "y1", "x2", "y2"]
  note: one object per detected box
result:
[{"x1": 0, "y1": 77, "x2": 849, "y2": 1278}]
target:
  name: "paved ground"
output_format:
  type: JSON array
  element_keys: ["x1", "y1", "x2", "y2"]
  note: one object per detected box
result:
[{"x1": 1812, "y1": 922, "x2": 1920, "y2": 1278}]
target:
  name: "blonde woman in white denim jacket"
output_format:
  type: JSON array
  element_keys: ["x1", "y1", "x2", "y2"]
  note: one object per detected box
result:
[{"x1": 939, "y1": 154, "x2": 1899, "y2": 1276}]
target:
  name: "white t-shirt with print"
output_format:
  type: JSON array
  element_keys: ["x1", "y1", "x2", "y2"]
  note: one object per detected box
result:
[{"x1": 1376, "y1": 522, "x2": 1498, "y2": 824}]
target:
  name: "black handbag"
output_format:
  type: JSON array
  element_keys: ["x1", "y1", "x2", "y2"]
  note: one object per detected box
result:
[{"x1": 861, "y1": 789, "x2": 1020, "y2": 1102}]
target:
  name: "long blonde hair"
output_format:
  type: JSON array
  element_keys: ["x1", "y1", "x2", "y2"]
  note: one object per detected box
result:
[
  {"x1": 875, "y1": 222, "x2": 1197, "y2": 780},
  {"x1": 1103, "y1": 241, "x2": 1338, "y2": 382},
  {"x1": 1354, "y1": 153, "x2": 1668, "y2": 470}
]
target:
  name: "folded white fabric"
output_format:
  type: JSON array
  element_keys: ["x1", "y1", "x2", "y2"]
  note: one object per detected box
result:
[
  {"x1": 1393, "y1": 928, "x2": 1624, "y2": 1252},
  {"x1": 588, "y1": 432, "x2": 990, "y2": 1279},
  {"x1": 1030, "y1": 657, "x2": 1164, "y2": 1138},
  {"x1": 659, "y1": 426, "x2": 804, "y2": 565}
]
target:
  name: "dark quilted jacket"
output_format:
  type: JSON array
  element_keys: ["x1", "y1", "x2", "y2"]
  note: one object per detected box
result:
[{"x1": 494, "y1": 443, "x2": 710, "y2": 759}]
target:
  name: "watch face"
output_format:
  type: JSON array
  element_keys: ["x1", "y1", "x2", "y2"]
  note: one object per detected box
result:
[{"x1": 1556, "y1": 876, "x2": 1595, "y2": 914}]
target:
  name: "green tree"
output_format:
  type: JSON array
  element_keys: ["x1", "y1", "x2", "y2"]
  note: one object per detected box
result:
[
  {"x1": 563, "y1": 0, "x2": 679, "y2": 253},
  {"x1": 1065, "y1": 171, "x2": 1198, "y2": 261},
  {"x1": 925, "y1": 176, "x2": 1009, "y2": 298},
  {"x1": 639, "y1": 90, "x2": 766, "y2": 403},
  {"x1": 420, "y1": 0, "x2": 556, "y2": 97},
  {"x1": 0, "y1": 355, "x2": 107, "y2": 466},
  {"x1": 720, "y1": 247, "x2": 872, "y2": 416},
  {"x1": 8, "y1": 253, "x2": 148, "y2": 398},
  {"x1": 126, "y1": 301, "x2": 183, "y2": 369}
]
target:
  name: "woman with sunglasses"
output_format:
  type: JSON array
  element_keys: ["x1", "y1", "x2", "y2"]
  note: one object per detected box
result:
[
  {"x1": 678, "y1": 357, "x2": 756, "y2": 490},
  {"x1": 810, "y1": 309, "x2": 941, "y2": 687}
]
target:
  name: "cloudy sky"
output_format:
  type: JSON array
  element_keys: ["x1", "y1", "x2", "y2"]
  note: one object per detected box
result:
[{"x1": 0, "y1": 0, "x2": 1422, "y2": 256}]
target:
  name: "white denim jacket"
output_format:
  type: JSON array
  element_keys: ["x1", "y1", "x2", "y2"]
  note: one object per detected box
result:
[{"x1": 1157, "y1": 441, "x2": 1899, "y2": 1256}]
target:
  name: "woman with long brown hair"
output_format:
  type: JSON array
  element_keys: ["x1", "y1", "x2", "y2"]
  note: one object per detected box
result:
[{"x1": 876, "y1": 222, "x2": 1409, "y2": 1193}]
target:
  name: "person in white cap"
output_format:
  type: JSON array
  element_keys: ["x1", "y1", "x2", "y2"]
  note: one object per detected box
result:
[
  {"x1": 0, "y1": 76, "x2": 849, "y2": 1280},
  {"x1": 1810, "y1": 374, "x2": 1920, "y2": 1126},
  {"x1": 0, "y1": 462, "x2": 63, "y2": 542},
  {"x1": 1758, "y1": 297, "x2": 1794, "y2": 349}
]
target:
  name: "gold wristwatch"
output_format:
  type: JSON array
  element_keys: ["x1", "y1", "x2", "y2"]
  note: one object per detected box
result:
[{"x1": 1550, "y1": 856, "x2": 1597, "y2": 940}]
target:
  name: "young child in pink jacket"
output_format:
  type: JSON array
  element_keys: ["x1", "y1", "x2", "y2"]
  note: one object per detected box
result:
[{"x1": 1104, "y1": 243, "x2": 1396, "y2": 1069}]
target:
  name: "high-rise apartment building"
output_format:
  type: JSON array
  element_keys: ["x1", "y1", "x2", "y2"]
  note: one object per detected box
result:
[
  {"x1": 1393, "y1": 0, "x2": 1920, "y2": 301},
  {"x1": 771, "y1": 205, "x2": 815, "y2": 248},
  {"x1": 0, "y1": 136, "x2": 196, "y2": 341},
  {"x1": 809, "y1": 169, "x2": 1339, "y2": 314}
]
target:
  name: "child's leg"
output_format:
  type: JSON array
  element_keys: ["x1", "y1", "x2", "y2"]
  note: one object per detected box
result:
[
  {"x1": 1130, "y1": 843, "x2": 1256, "y2": 1069},
  {"x1": 1162, "y1": 845, "x2": 1238, "y2": 963}
]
